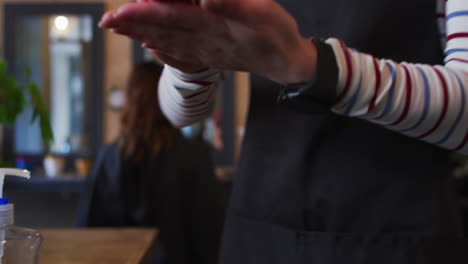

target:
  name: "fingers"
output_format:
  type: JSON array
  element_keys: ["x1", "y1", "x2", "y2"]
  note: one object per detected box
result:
[
  {"x1": 201, "y1": 0, "x2": 272, "y2": 23},
  {"x1": 110, "y1": 21, "x2": 202, "y2": 51},
  {"x1": 101, "y1": 2, "x2": 212, "y2": 31},
  {"x1": 138, "y1": 0, "x2": 199, "y2": 4},
  {"x1": 98, "y1": 10, "x2": 117, "y2": 28},
  {"x1": 110, "y1": 21, "x2": 206, "y2": 66}
]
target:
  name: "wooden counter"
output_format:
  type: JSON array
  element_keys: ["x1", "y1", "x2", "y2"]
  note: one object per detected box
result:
[{"x1": 39, "y1": 228, "x2": 158, "y2": 264}]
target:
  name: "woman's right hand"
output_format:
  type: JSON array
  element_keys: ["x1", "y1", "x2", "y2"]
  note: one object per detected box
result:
[{"x1": 100, "y1": 0, "x2": 317, "y2": 84}]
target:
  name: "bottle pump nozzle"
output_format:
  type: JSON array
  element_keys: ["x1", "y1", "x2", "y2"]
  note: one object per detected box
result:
[{"x1": 0, "y1": 169, "x2": 30, "y2": 199}]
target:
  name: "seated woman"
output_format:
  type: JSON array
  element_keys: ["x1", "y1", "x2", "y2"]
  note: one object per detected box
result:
[{"x1": 77, "y1": 62, "x2": 225, "y2": 264}]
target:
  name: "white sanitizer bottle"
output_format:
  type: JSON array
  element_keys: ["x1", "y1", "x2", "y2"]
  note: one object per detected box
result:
[{"x1": 0, "y1": 168, "x2": 42, "y2": 264}]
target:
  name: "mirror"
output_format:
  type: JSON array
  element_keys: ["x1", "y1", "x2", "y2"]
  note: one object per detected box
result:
[
  {"x1": 14, "y1": 14, "x2": 93, "y2": 154},
  {"x1": 3, "y1": 3, "x2": 104, "y2": 165}
]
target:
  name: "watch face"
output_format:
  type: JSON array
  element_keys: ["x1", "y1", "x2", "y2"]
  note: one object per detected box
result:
[{"x1": 108, "y1": 88, "x2": 125, "y2": 111}]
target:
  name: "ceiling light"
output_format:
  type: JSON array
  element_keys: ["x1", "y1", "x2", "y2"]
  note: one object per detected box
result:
[{"x1": 54, "y1": 16, "x2": 69, "y2": 31}]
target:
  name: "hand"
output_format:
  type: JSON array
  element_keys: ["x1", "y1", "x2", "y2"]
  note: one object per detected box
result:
[
  {"x1": 99, "y1": 0, "x2": 317, "y2": 83},
  {"x1": 137, "y1": 0, "x2": 200, "y2": 5}
]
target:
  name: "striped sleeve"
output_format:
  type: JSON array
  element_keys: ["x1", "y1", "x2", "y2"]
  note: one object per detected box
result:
[
  {"x1": 158, "y1": 65, "x2": 221, "y2": 127},
  {"x1": 328, "y1": 0, "x2": 468, "y2": 155}
]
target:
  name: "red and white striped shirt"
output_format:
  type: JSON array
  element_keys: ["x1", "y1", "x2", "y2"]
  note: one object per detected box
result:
[{"x1": 158, "y1": 0, "x2": 468, "y2": 154}]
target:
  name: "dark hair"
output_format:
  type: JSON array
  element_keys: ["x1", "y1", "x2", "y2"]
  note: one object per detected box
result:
[{"x1": 119, "y1": 62, "x2": 180, "y2": 162}]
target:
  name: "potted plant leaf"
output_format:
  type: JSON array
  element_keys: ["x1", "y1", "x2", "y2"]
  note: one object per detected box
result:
[{"x1": 0, "y1": 60, "x2": 53, "y2": 167}]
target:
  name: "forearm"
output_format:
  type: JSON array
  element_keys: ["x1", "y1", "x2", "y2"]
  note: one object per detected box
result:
[
  {"x1": 330, "y1": 38, "x2": 468, "y2": 153},
  {"x1": 158, "y1": 65, "x2": 221, "y2": 127},
  {"x1": 328, "y1": 0, "x2": 468, "y2": 153}
]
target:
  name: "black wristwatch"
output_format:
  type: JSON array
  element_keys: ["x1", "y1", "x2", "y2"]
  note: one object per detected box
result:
[{"x1": 277, "y1": 38, "x2": 339, "y2": 114}]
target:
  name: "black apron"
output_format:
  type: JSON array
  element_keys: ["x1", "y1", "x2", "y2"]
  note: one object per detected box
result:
[{"x1": 219, "y1": 0, "x2": 468, "y2": 263}]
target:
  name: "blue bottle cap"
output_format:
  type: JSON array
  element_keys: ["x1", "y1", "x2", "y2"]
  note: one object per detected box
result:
[{"x1": 0, "y1": 198, "x2": 8, "y2": 205}]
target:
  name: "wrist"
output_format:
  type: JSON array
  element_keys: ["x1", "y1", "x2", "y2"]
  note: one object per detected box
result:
[
  {"x1": 278, "y1": 37, "x2": 318, "y2": 84},
  {"x1": 277, "y1": 38, "x2": 339, "y2": 111}
]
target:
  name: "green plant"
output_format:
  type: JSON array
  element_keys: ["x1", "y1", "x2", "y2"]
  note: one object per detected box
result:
[{"x1": 0, "y1": 60, "x2": 53, "y2": 162}]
